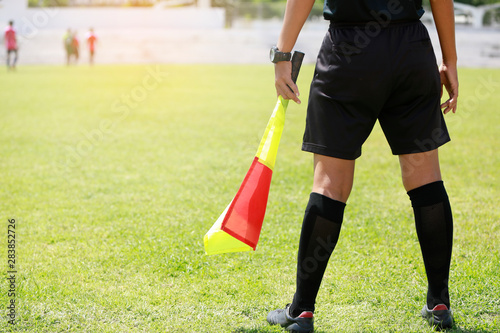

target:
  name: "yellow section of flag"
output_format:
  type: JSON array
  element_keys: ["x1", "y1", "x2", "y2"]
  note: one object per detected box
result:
[
  {"x1": 204, "y1": 201, "x2": 253, "y2": 255},
  {"x1": 255, "y1": 97, "x2": 288, "y2": 171}
]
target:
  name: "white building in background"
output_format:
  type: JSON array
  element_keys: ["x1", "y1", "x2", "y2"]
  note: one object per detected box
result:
[
  {"x1": 0, "y1": 0, "x2": 26, "y2": 33},
  {"x1": 0, "y1": 0, "x2": 28, "y2": 22},
  {"x1": 454, "y1": 2, "x2": 500, "y2": 28},
  {"x1": 68, "y1": 0, "x2": 155, "y2": 5},
  {"x1": 68, "y1": 0, "x2": 210, "y2": 8},
  {"x1": 0, "y1": 0, "x2": 223, "y2": 30}
]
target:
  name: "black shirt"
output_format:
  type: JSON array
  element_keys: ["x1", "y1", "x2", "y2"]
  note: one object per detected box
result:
[{"x1": 323, "y1": 0, "x2": 424, "y2": 23}]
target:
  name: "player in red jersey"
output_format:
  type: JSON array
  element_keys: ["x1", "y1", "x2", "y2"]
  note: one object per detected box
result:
[
  {"x1": 4, "y1": 21, "x2": 18, "y2": 70},
  {"x1": 86, "y1": 28, "x2": 98, "y2": 65}
]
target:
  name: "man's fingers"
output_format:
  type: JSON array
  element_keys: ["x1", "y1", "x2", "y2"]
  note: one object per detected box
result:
[
  {"x1": 440, "y1": 96, "x2": 457, "y2": 114},
  {"x1": 286, "y1": 82, "x2": 301, "y2": 102},
  {"x1": 440, "y1": 99, "x2": 451, "y2": 114},
  {"x1": 276, "y1": 81, "x2": 301, "y2": 104}
]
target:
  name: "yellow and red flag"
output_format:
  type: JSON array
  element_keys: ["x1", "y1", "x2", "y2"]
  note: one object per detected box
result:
[{"x1": 204, "y1": 52, "x2": 304, "y2": 255}]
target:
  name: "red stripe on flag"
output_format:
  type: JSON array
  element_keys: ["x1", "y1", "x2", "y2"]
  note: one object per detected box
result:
[{"x1": 221, "y1": 157, "x2": 273, "y2": 250}]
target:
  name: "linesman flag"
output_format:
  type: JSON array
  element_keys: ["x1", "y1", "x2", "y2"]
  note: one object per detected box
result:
[{"x1": 204, "y1": 51, "x2": 305, "y2": 255}]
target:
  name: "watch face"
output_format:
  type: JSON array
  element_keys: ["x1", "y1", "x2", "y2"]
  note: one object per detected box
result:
[{"x1": 270, "y1": 46, "x2": 278, "y2": 62}]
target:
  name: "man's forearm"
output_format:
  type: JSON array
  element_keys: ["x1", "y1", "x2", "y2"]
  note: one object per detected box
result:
[
  {"x1": 277, "y1": 0, "x2": 316, "y2": 52},
  {"x1": 430, "y1": 0, "x2": 457, "y2": 64}
]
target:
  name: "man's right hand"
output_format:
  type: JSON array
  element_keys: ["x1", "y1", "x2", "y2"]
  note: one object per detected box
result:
[{"x1": 274, "y1": 61, "x2": 301, "y2": 104}]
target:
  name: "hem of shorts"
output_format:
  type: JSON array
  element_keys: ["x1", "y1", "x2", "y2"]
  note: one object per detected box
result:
[
  {"x1": 390, "y1": 137, "x2": 451, "y2": 155},
  {"x1": 302, "y1": 143, "x2": 360, "y2": 160}
]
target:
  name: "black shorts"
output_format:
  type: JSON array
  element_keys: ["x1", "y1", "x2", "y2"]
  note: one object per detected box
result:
[{"x1": 302, "y1": 20, "x2": 450, "y2": 160}]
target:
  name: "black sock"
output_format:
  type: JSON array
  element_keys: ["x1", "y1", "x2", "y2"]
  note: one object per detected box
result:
[
  {"x1": 289, "y1": 192, "x2": 346, "y2": 317},
  {"x1": 408, "y1": 181, "x2": 453, "y2": 309}
]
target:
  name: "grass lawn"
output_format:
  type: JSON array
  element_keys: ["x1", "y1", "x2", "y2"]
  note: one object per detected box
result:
[{"x1": 0, "y1": 64, "x2": 499, "y2": 332}]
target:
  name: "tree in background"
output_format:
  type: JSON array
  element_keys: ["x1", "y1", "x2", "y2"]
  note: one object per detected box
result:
[{"x1": 29, "y1": 0, "x2": 69, "y2": 6}]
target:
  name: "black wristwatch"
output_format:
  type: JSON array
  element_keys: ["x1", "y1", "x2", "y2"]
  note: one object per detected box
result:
[{"x1": 270, "y1": 46, "x2": 292, "y2": 63}]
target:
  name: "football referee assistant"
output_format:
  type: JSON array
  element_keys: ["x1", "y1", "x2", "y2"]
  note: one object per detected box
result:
[{"x1": 266, "y1": 0, "x2": 458, "y2": 332}]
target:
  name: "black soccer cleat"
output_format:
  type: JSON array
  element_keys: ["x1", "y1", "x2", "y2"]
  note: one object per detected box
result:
[
  {"x1": 267, "y1": 304, "x2": 314, "y2": 333},
  {"x1": 421, "y1": 304, "x2": 454, "y2": 330}
]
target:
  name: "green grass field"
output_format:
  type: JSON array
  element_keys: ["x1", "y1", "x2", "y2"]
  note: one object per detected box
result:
[{"x1": 0, "y1": 64, "x2": 499, "y2": 332}]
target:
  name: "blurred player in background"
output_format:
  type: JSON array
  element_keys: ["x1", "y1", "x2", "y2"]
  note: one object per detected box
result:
[
  {"x1": 64, "y1": 29, "x2": 80, "y2": 65},
  {"x1": 86, "y1": 28, "x2": 98, "y2": 65},
  {"x1": 4, "y1": 20, "x2": 18, "y2": 70}
]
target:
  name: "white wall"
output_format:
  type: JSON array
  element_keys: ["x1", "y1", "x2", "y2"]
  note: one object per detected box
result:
[{"x1": 1, "y1": 3, "x2": 224, "y2": 32}]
